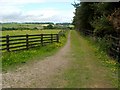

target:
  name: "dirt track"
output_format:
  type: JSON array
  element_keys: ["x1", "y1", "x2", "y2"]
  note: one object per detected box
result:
[{"x1": 2, "y1": 31, "x2": 118, "y2": 88}]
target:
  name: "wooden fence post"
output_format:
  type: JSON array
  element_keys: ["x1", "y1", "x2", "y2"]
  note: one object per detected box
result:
[
  {"x1": 118, "y1": 40, "x2": 120, "y2": 63},
  {"x1": 41, "y1": 34, "x2": 43, "y2": 46},
  {"x1": 109, "y1": 35, "x2": 112, "y2": 55},
  {"x1": 57, "y1": 34, "x2": 59, "y2": 43},
  {"x1": 51, "y1": 34, "x2": 53, "y2": 43},
  {"x1": 26, "y1": 34, "x2": 29, "y2": 50},
  {"x1": 6, "y1": 35, "x2": 10, "y2": 52}
]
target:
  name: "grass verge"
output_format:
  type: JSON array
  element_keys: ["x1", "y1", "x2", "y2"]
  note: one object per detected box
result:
[
  {"x1": 82, "y1": 33, "x2": 120, "y2": 88},
  {"x1": 2, "y1": 29, "x2": 61, "y2": 36},
  {"x1": 62, "y1": 30, "x2": 118, "y2": 88},
  {"x1": 1, "y1": 31, "x2": 68, "y2": 72},
  {"x1": 83, "y1": 33, "x2": 119, "y2": 74}
]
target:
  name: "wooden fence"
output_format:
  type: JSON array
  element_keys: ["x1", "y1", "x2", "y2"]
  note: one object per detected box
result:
[
  {"x1": 109, "y1": 35, "x2": 120, "y2": 62},
  {"x1": 84, "y1": 29, "x2": 120, "y2": 62},
  {"x1": 0, "y1": 33, "x2": 59, "y2": 52},
  {"x1": 84, "y1": 29, "x2": 94, "y2": 36}
]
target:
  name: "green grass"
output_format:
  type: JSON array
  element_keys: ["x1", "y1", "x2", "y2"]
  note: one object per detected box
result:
[
  {"x1": 2, "y1": 23, "x2": 47, "y2": 30},
  {"x1": 63, "y1": 30, "x2": 94, "y2": 87},
  {"x1": 1, "y1": 29, "x2": 61, "y2": 52},
  {"x1": 81, "y1": 33, "x2": 119, "y2": 74},
  {"x1": 61, "y1": 30, "x2": 118, "y2": 88},
  {"x1": 1, "y1": 29, "x2": 60, "y2": 36},
  {"x1": 1, "y1": 31, "x2": 68, "y2": 72}
]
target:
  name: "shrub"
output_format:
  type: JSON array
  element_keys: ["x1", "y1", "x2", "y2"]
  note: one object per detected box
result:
[
  {"x1": 43, "y1": 24, "x2": 54, "y2": 29},
  {"x1": 91, "y1": 15, "x2": 114, "y2": 37}
]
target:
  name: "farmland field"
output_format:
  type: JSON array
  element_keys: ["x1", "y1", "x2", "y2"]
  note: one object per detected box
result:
[
  {"x1": 1, "y1": 23, "x2": 68, "y2": 71},
  {"x1": 1, "y1": 23, "x2": 73, "y2": 36},
  {"x1": 0, "y1": 23, "x2": 63, "y2": 53},
  {"x1": 2, "y1": 23, "x2": 50, "y2": 31},
  {"x1": 1, "y1": 30, "x2": 61, "y2": 36},
  {"x1": 0, "y1": 29, "x2": 63, "y2": 53}
]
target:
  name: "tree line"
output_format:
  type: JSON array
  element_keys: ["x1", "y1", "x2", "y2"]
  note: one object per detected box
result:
[
  {"x1": 73, "y1": 1, "x2": 120, "y2": 37},
  {"x1": 2, "y1": 23, "x2": 73, "y2": 31},
  {"x1": 72, "y1": 1, "x2": 120, "y2": 61}
]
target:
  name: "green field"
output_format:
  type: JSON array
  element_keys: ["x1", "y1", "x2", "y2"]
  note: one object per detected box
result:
[
  {"x1": 0, "y1": 29, "x2": 62, "y2": 53},
  {"x1": 1, "y1": 30, "x2": 61, "y2": 36},
  {"x1": 1, "y1": 23, "x2": 66, "y2": 36},
  {"x1": 1, "y1": 30, "x2": 68, "y2": 71},
  {"x1": 2, "y1": 23, "x2": 49, "y2": 31},
  {"x1": 1, "y1": 23, "x2": 68, "y2": 71},
  {"x1": 1, "y1": 23, "x2": 73, "y2": 35}
]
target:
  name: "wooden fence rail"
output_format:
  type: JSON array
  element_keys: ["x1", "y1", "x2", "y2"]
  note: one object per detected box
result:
[
  {"x1": 84, "y1": 29, "x2": 94, "y2": 36},
  {"x1": 84, "y1": 29, "x2": 120, "y2": 62},
  {"x1": 109, "y1": 35, "x2": 120, "y2": 62},
  {"x1": 0, "y1": 33, "x2": 59, "y2": 52}
]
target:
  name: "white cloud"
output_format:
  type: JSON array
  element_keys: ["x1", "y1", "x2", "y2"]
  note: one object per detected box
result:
[
  {"x1": 0, "y1": 0, "x2": 75, "y2": 23},
  {"x1": 0, "y1": 0, "x2": 44, "y2": 5},
  {"x1": 25, "y1": 8, "x2": 59, "y2": 18},
  {"x1": 0, "y1": 6, "x2": 22, "y2": 16},
  {"x1": 0, "y1": 0, "x2": 73, "y2": 5},
  {"x1": 0, "y1": 8, "x2": 74, "y2": 23}
]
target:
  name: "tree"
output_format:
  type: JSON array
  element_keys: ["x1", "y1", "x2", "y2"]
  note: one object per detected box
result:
[
  {"x1": 72, "y1": 1, "x2": 120, "y2": 37},
  {"x1": 43, "y1": 24, "x2": 54, "y2": 29},
  {"x1": 73, "y1": 2, "x2": 94, "y2": 33}
]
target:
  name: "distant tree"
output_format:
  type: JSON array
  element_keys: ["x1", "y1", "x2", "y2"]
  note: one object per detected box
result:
[
  {"x1": 47, "y1": 24, "x2": 54, "y2": 29},
  {"x1": 43, "y1": 24, "x2": 54, "y2": 29}
]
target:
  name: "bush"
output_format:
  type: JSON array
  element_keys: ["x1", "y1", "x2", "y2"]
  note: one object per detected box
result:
[
  {"x1": 94, "y1": 36, "x2": 112, "y2": 52},
  {"x1": 43, "y1": 24, "x2": 54, "y2": 29},
  {"x1": 91, "y1": 15, "x2": 114, "y2": 37}
]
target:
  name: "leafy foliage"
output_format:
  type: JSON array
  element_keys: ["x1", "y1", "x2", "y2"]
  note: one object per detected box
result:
[
  {"x1": 72, "y1": 2, "x2": 120, "y2": 36},
  {"x1": 91, "y1": 15, "x2": 114, "y2": 37},
  {"x1": 43, "y1": 24, "x2": 54, "y2": 29}
]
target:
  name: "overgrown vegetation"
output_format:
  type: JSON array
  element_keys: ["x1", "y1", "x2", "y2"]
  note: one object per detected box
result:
[
  {"x1": 73, "y1": 2, "x2": 120, "y2": 36},
  {"x1": 72, "y1": 1, "x2": 120, "y2": 62},
  {"x1": 80, "y1": 31, "x2": 119, "y2": 72}
]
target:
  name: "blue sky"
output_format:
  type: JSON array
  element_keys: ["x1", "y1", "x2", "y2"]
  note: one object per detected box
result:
[{"x1": 0, "y1": 0, "x2": 76, "y2": 23}]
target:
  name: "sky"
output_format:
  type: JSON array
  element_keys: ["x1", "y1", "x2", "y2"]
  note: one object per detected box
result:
[{"x1": 0, "y1": 0, "x2": 76, "y2": 23}]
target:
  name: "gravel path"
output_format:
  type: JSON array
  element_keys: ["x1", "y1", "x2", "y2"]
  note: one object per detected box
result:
[
  {"x1": 0, "y1": 74, "x2": 2, "y2": 89},
  {"x1": 2, "y1": 32, "x2": 71, "y2": 88}
]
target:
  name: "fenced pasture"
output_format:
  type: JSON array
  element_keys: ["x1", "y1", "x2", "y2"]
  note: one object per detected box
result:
[
  {"x1": 0, "y1": 30, "x2": 66, "y2": 52},
  {"x1": 1, "y1": 30, "x2": 60, "y2": 36},
  {"x1": 0, "y1": 34, "x2": 59, "y2": 52}
]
